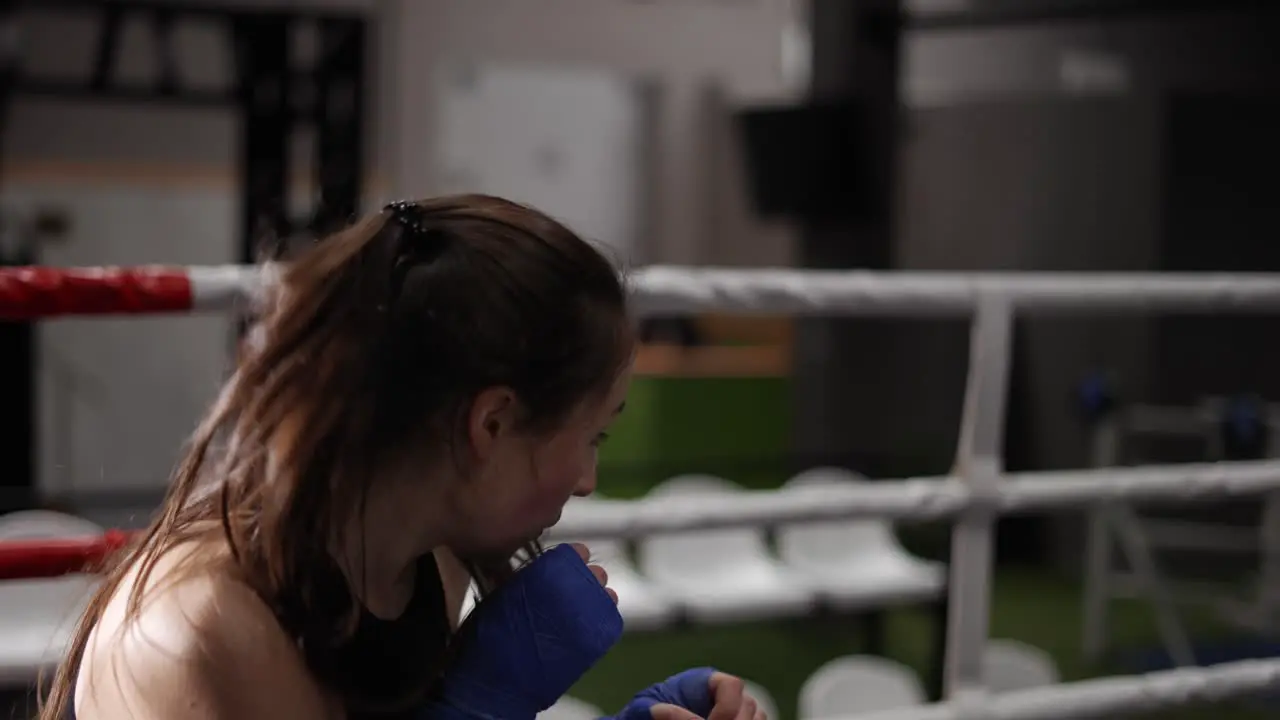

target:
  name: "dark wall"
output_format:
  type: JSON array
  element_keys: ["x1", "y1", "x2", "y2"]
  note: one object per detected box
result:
[
  {"x1": 896, "y1": 98, "x2": 1163, "y2": 563},
  {"x1": 895, "y1": 97, "x2": 1163, "y2": 474},
  {"x1": 797, "y1": 8, "x2": 1280, "y2": 464},
  {"x1": 1154, "y1": 94, "x2": 1280, "y2": 402},
  {"x1": 796, "y1": 6, "x2": 1280, "y2": 566}
]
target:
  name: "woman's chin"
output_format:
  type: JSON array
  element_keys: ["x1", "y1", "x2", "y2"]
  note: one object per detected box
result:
[{"x1": 451, "y1": 534, "x2": 540, "y2": 563}]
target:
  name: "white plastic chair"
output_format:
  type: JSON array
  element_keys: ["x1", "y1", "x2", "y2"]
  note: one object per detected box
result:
[
  {"x1": 777, "y1": 468, "x2": 946, "y2": 610},
  {"x1": 462, "y1": 504, "x2": 680, "y2": 632},
  {"x1": 538, "y1": 695, "x2": 604, "y2": 720},
  {"x1": 744, "y1": 679, "x2": 781, "y2": 720},
  {"x1": 554, "y1": 495, "x2": 678, "y2": 631},
  {"x1": 0, "y1": 510, "x2": 103, "y2": 541},
  {"x1": 636, "y1": 475, "x2": 812, "y2": 624},
  {"x1": 0, "y1": 511, "x2": 104, "y2": 685},
  {"x1": 798, "y1": 655, "x2": 925, "y2": 718},
  {"x1": 982, "y1": 639, "x2": 1060, "y2": 693}
]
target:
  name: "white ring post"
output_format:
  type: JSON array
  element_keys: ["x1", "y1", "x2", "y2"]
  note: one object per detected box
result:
[
  {"x1": 944, "y1": 294, "x2": 1014, "y2": 699},
  {"x1": 1082, "y1": 413, "x2": 1119, "y2": 662}
]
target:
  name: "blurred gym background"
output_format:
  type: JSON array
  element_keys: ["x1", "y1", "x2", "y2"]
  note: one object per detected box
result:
[{"x1": 1, "y1": 1, "x2": 1279, "y2": 718}]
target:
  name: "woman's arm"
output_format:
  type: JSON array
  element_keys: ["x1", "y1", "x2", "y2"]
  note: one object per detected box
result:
[{"x1": 77, "y1": 573, "x2": 333, "y2": 720}]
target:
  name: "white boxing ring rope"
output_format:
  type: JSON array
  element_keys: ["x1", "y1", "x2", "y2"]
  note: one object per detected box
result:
[
  {"x1": 547, "y1": 459, "x2": 1280, "y2": 536},
  {"x1": 173, "y1": 265, "x2": 1280, "y2": 316},
  {"x1": 6, "y1": 264, "x2": 1280, "y2": 719}
]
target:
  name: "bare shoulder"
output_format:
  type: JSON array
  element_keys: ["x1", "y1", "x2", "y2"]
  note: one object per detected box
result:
[{"x1": 76, "y1": 544, "x2": 337, "y2": 720}]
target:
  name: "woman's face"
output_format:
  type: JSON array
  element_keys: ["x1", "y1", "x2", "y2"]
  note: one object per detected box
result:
[{"x1": 447, "y1": 360, "x2": 634, "y2": 557}]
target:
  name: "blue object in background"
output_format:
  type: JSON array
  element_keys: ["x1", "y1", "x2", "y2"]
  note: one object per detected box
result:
[
  {"x1": 1222, "y1": 394, "x2": 1268, "y2": 460},
  {"x1": 1077, "y1": 372, "x2": 1115, "y2": 422},
  {"x1": 1125, "y1": 640, "x2": 1280, "y2": 705}
]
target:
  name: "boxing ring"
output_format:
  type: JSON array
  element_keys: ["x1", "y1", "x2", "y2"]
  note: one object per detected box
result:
[{"x1": 5, "y1": 264, "x2": 1280, "y2": 718}]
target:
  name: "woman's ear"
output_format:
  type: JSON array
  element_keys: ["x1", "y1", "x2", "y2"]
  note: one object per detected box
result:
[{"x1": 466, "y1": 386, "x2": 519, "y2": 457}]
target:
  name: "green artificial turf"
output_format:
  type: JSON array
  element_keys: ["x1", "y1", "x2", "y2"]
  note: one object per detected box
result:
[{"x1": 596, "y1": 376, "x2": 793, "y2": 497}]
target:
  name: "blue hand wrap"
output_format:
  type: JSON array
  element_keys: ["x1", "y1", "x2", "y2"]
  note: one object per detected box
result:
[
  {"x1": 422, "y1": 544, "x2": 624, "y2": 719},
  {"x1": 610, "y1": 667, "x2": 717, "y2": 720}
]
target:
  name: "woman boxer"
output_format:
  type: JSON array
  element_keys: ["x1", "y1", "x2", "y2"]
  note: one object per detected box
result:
[{"x1": 40, "y1": 196, "x2": 763, "y2": 720}]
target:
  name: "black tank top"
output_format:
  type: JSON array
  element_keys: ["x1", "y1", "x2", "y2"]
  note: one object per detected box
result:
[
  {"x1": 311, "y1": 551, "x2": 452, "y2": 719},
  {"x1": 69, "y1": 552, "x2": 451, "y2": 720}
]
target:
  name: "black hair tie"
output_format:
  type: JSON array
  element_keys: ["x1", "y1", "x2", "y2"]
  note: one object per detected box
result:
[
  {"x1": 384, "y1": 200, "x2": 430, "y2": 235},
  {"x1": 382, "y1": 201, "x2": 449, "y2": 309},
  {"x1": 384, "y1": 201, "x2": 449, "y2": 260}
]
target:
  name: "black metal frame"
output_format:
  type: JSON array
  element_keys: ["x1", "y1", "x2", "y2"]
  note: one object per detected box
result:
[
  {"x1": 11, "y1": 0, "x2": 368, "y2": 259},
  {"x1": 233, "y1": 13, "x2": 293, "y2": 259},
  {"x1": 311, "y1": 17, "x2": 367, "y2": 237},
  {"x1": 0, "y1": 0, "x2": 368, "y2": 510},
  {"x1": 0, "y1": 1, "x2": 25, "y2": 515}
]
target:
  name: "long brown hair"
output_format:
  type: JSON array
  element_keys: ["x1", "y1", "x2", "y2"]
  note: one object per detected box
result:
[{"x1": 39, "y1": 194, "x2": 633, "y2": 719}]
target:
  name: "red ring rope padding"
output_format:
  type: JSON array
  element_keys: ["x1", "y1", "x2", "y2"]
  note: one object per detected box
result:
[
  {"x1": 0, "y1": 530, "x2": 135, "y2": 580},
  {"x1": 0, "y1": 266, "x2": 194, "y2": 320}
]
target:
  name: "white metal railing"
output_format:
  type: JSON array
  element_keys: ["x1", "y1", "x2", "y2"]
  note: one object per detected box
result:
[
  {"x1": 14, "y1": 263, "x2": 1280, "y2": 717},
  {"x1": 179, "y1": 265, "x2": 1280, "y2": 315},
  {"x1": 620, "y1": 266, "x2": 1280, "y2": 711}
]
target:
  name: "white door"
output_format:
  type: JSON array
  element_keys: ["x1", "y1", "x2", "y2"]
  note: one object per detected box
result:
[
  {"x1": 434, "y1": 62, "x2": 653, "y2": 265},
  {"x1": 5, "y1": 182, "x2": 237, "y2": 509}
]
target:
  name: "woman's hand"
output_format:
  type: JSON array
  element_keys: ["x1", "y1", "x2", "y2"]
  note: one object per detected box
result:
[
  {"x1": 568, "y1": 542, "x2": 618, "y2": 605},
  {"x1": 649, "y1": 673, "x2": 767, "y2": 720}
]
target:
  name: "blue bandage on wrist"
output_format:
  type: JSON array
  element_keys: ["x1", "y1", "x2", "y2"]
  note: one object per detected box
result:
[
  {"x1": 611, "y1": 667, "x2": 717, "y2": 720},
  {"x1": 424, "y1": 544, "x2": 624, "y2": 719}
]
